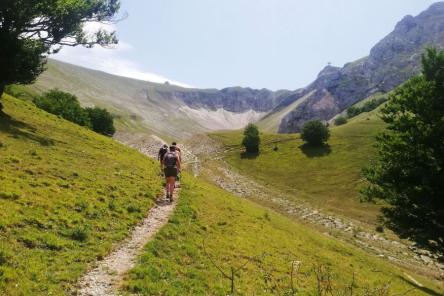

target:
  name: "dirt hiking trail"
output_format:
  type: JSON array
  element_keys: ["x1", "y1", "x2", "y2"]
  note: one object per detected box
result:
[
  {"x1": 77, "y1": 135, "x2": 180, "y2": 295},
  {"x1": 77, "y1": 192, "x2": 178, "y2": 296}
]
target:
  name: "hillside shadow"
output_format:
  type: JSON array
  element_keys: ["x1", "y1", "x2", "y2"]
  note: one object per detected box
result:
[
  {"x1": 241, "y1": 151, "x2": 259, "y2": 159},
  {"x1": 398, "y1": 275, "x2": 443, "y2": 296},
  {"x1": 299, "y1": 143, "x2": 331, "y2": 158},
  {"x1": 0, "y1": 112, "x2": 55, "y2": 146}
]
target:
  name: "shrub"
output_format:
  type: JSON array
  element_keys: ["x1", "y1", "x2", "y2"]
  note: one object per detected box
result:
[
  {"x1": 242, "y1": 124, "x2": 260, "y2": 153},
  {"x1": 70, "y1": 226, "x2": 89, "y2": 242},
  {"x1": 33, "y1": 89, "x2": 91, "y2": 127},
  {"x1": 127, "y1": 204, "x2": 141, "y2": 213},
  {"x1": 85, "y1": 107, "x2": 116, "y2": 136},
  {"x1": 301, "y1": 120, "x2": 330, "y2": 146},
  {"x1": 334, "y1": 116, "x2": 347, "y2": 126},
  {"x1": 346, "y1": 96, "x2": 387, "y2": 119}
]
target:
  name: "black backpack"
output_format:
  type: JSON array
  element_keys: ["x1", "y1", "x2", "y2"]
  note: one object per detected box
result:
[
  {"x1": 163, "y1": 152, "x2": 177, "y2": 168},
  {"x1": 159, "y1": 147, "x2": 168, "y2": 160}
]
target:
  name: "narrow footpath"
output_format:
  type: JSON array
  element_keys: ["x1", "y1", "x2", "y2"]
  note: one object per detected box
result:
[
  {"x1": 77, "y1": 192, "x2": 178, "y2": 296},
  {"x1": 77, "y1": 136, "x2": 180, "y2": 296}
]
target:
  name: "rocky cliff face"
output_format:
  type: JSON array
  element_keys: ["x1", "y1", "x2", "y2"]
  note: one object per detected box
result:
[
  {"x1": 156, "y1": 87, "x2": 293, "y2": 113},
  {"x1": 278, "y1": 2, "x2": 444, "y2": 133}
]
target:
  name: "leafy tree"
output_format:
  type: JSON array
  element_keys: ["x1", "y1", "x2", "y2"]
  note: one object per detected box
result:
[
  {"x1": 242, "y1": 124, "x2": 260, "y2": 153},
  {"x1": 0, "y1": 0, "x2": 120, "y2": 111},
  {"x1": 33, "y1": 89, "x2": 91, "y2": 127},
  {"x1": 334, "y1": 116, "x2": 347, "y2": 126},
  {"x1": 86, "y1": 106, "x2": 115, "y2": 136},
  {"x1": 361, "y1": 48, "x2": 444, "y2": 250},
  {"x1": 301, "y1": 120, "x2": 330, "y2": 146}
]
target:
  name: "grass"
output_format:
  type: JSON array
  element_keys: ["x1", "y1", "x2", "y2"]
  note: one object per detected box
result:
[
  {"x1": 123, "y1": 174, "x2": 443, "y2": 295},
  {"x1": 209, "y1": 109, "x2": 386, "y2": 224},
  {"x1": 0, "y1": 95, "x2": 163, "y2": 295}
]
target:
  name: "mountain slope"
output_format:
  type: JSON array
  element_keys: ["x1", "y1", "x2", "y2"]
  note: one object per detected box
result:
[
  {"x1": 277, "y1": 2, "x2": 444, "y2": 133},
  {"x1": 29, "y1": 60, "x2": 293, "y2": 140},
  {"x1": 122, "y1": 174, "x2": 443, "y2": 295},
  {"x1": 210, "y1": 108, "x2": 386, "y2": 224},
  {"x1": 20, "y1": 2, "x2": 444, "y2": 140},
  {"x1": 0, "y1": 95, "x2": 162, "y2": 295}
]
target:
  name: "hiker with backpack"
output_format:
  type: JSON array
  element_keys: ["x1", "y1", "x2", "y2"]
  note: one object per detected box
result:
[
  {"x1": 157, "y1": 144, "x2": 168, "y2": 167},
  {"x1": 162, "y1": 145, "x2": 181, "y2": 202},
  {"x1": 171, "y1": 142, "x2": 182, "y2": 187}
]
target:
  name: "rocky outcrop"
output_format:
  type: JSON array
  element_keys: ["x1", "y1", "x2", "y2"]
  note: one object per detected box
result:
[
  {"x1": 156, "y1": 87, "x2": 293, "y2": 113},
  {"x1": 278, "y1": 2, "x2": 444, "y2": 133}
]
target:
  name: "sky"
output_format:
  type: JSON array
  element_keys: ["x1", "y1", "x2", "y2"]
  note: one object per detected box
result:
[{"x1": 53, "y1": 0, "x2": 438, "y2": 90}]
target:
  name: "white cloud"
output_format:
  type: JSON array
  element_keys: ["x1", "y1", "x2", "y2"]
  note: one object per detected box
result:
[{"x1": 52, "y1": 24, "x2": 192, "y2": 88}]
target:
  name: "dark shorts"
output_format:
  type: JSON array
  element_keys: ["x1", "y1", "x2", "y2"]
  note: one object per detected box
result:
[{"x1": 164, "y1": 167, "x2": 177, "y2": 178}]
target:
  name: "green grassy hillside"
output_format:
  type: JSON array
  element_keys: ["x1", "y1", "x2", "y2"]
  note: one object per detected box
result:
[
  {"x1": 209, "y1": 109, "x2": 385, "y2": 224},
  {"x1": 122, "y1": 174, "x2": 442, "y2": 295},
  {"x1": 0, "y1": 95, "x2": 162, "y2": 295}
]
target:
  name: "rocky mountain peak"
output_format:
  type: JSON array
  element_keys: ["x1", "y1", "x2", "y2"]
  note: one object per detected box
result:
[{"x1": 277, "y1": 1, "x2": 444, "y2": 133}]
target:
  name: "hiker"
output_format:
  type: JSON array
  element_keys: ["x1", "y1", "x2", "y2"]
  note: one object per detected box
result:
[
  {"x1": 172, "y1": 142, "x2": 182, "y2": 187},
  {"x1": 157, "y1": 144, "x2": 168, "y2": 167},
  {"x1": 162, "y1": 145, "x2": 180, "y2": 202},
  {"x1": 172, "y1": 141, "x2": 182, "y2": 162}
]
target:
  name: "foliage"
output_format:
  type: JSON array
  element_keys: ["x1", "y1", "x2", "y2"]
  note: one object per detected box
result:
[
  {"x1": 123, "y1": 174, "x2": 440, "y2": 295},
  {"x1": 301, "y1": 120, "x2": 330, "y2": 146},
  {"x1": 346, "y1": 96, "x2": 387, "y2": 119},
  {"x1": 0, "y1": 95, "x2": 161, "y2": 294},
  {"x1": 361, "y1": 48, "x2": 444, "y2": 251},
  {"x1": 334, "y1": 116, "x2": 347, "y2": 126},
  {"x1": 0, "y1": 0, "x2": 120, "y2": 110},
  {"x1": 242, "y1": 123, "x2": 260, "y2": 153},
  {"x1": 33, "y1": 89, "x2": 116, "y2": 137},
  {"x1": 33, "y1": 89, "x2": 91, "y2": 127},
  {"x1": 86, "y1": 107, "x2": 116, "y2": 136}
]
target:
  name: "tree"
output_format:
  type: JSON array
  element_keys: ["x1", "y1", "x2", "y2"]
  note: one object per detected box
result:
[
  {"x1": 242, "y1": 124, "x2": 260, "y2": 153},
  {"x1": 0, "y1": 0, "x2": 120, "y2": 111},
  {"x1": 33, "y1": 89, "x2": 91, "y2": 127},
  {"x1": 86, "y1": 106, "x2": 115, "y2": 136},
  {"x1": 361, "y1": 48, "x2": 444, "y2": 250},
  {"x1": 334, "y1": 116, "x2": 347, "y2": 126},
  {"x1": 301, "y1": 120, "x2": 330, "y2": 146}
]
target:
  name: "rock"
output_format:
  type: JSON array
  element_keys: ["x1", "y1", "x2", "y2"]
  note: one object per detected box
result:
[{"x1": 278, "y1": 2, "x2": 444, "y2": 133}]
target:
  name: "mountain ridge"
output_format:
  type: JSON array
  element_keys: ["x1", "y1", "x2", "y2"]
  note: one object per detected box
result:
[
  {"x1": 25, "y1": 1, "x2": 444, "y2": 139},
  {"x1": 277, "y1": 1, "x2": 444, "y2": 132}
]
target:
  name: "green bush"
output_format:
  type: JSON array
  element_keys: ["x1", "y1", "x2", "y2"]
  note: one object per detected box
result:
[
  {"x1": 33, "y1": 89, "x2": 91, "y2": 127},
  {"x1": 334, "y1": 116, "x2": 347, "y2": 126},
  {"x1": 346, "y1": 96, "x2": 387, "y2": 119},
  {"x1": 86, "y1": 107, "x2": 116, "y2": 136},
  {"x1": 70, "y1": 226, "x2": 89, "y2": 242},
  {"x1": 33, "y1": 89, "x2": 115, "y2": 137},
  {"x1": 301, "y1": 120, "x2": 330, "y2": 146},
  {"x1": 242, "y1": 123, "x2": 260, "y2": 153}
]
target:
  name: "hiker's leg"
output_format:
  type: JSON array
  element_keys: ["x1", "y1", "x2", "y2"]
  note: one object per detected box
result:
[
  {"x1": 165, "y1": 177, "x2": 169, "y2": 195},
  {"x1": 167, "y1": 177, "x2": 172, "y2": 194}
]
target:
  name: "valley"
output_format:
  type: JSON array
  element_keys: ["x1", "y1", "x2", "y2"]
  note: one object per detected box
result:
[{"x1": 1, "y1": 1, "x2": 444, "y2": 295}]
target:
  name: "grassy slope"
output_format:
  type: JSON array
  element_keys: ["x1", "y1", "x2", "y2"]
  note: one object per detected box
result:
[
  {"x1": 0, "y1": 95, "x2": 162, "y2": 295},
  {"x1": 27, "y1": 60, "x2": 209, "y2": 139},
  {"x1": 209, "y1": 109, "x2": 385, "y2": 224},
  {"x1": 123, "y1": 174, "x2": 442, "y2": 295}
]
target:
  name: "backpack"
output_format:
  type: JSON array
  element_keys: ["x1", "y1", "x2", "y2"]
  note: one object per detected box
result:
[
  {"x1": 159, "y1": 147, "x2": 168, "y2": 160},
  {"x1": 163, "y1": 152, "x2": 177, "y2": 168}
]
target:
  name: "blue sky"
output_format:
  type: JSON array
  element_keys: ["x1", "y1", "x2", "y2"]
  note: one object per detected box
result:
[{"x1": 54, "y1": 0, "x2": 438, "y2": 90}]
